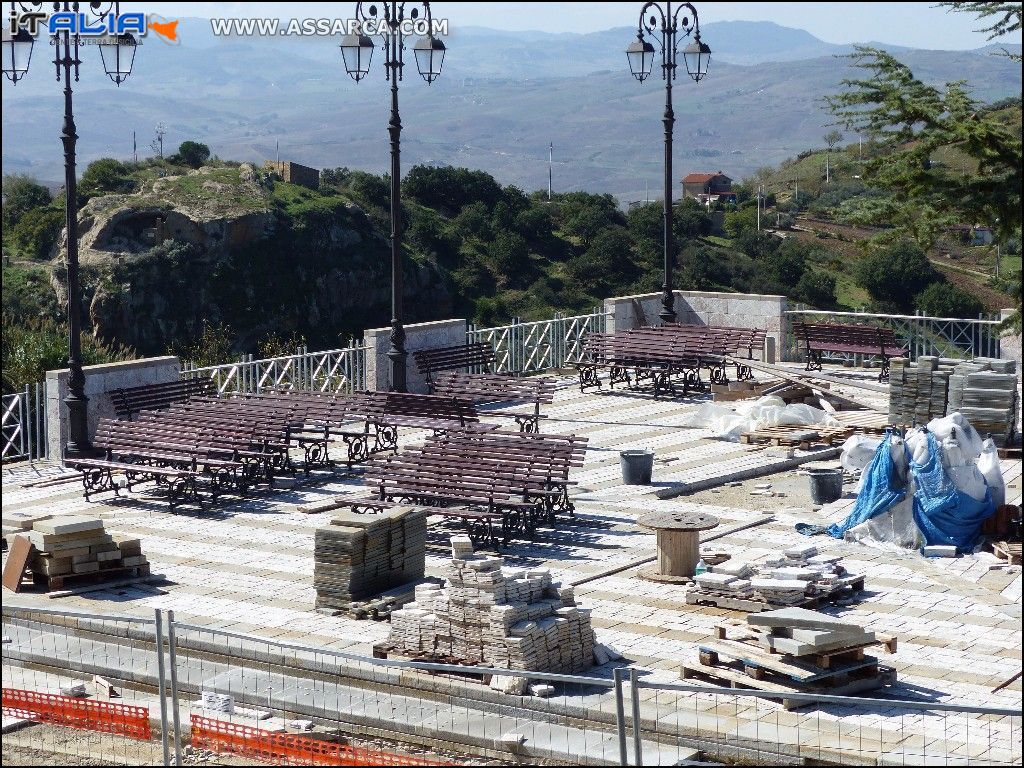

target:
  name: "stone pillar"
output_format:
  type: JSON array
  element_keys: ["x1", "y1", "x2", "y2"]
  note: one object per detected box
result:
[
  {"x1": 364, "y1": 318, "x2": 467, "y2": 393},
  {"x1": 46, "y1": 356, "x2": 180, "y2": 461}
]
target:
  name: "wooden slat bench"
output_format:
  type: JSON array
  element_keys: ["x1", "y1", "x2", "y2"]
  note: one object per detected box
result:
[
  {"x1": 429, "y1": 371, "x2": 556, "y2": 432},
  {"x1": 794, "y1": 322, "x2": 907, "y2": 382},
  {"x1": 413, "y1": 342, "x2": 496, "y2": 392},
  {"x1": 111, "y1": 378, "x2": 216, "y2": 420}
]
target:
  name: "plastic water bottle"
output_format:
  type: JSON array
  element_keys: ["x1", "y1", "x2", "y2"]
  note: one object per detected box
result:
[{"x1": 695, "y1": 558, "x2": 708, "y2": 576}]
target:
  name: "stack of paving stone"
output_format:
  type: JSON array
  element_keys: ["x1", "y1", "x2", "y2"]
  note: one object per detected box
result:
[
  {"x1": 888, "y1": 356, "x2": 952, "y2": 427},
  {"x1": 688, "y1": 544, "x2": 863, "y2": 609},
  {"x1": 313, "y1": 506, "x2": 427, "y2": 610},
  {"x1": 24, "y1": 516, "x2": 148, "y2": 585},
  {"x1": 386, "y1": 535, "x2": 596, "y2": 674},
  {"x1": 946, "y1": 358, "x2": 1019, "y2": 447}
]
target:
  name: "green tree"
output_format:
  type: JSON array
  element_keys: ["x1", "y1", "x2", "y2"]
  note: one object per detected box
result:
[
  {"x1": 724, "y1": 206, "x2": 759, "y2": 238},
  {"x1": 914, "y1": 282, "x2": 986, "y2": 318},
  {"x1": 10, "y1": 207, "x2": 64, "y2": 260},
  {"x1": 567, "y1": 226, "x2": 636, "y2": 296},
  {"x1": 79, "y1": 158, "x2": 134, "y2": 202},
  {"x1": 794, "y1": 270, "x2": 837, "y2": 308},
  {"x1": 2, "y1": 174, "x2": 52, "y2": 230},
  {"x1": 174, "y1": 140, "x2": 211, "y2": 169},
  {"x1": 487, "y1": 231, "x2": 532, "y2": 286},
  {"x1": 856, "y1": 241, "x2": 940, "y2": 311}
]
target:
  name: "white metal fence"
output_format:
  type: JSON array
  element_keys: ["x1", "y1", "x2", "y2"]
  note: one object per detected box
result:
[
  {"x1": 783, "y1": 308, "x2": 1003, "y2": 364},
  {"x1": 3, "y1": 605, "x2": 1021, "y2": 767},
  {"x1": 1, "y1": 384, "x2": 47, "y2": 464},
  {"x1": 181, "y1": 344, "x2": 368, "y2": 395},
  {"x1": 467, "y1": 309, "x2": 609, "y2": 375}
]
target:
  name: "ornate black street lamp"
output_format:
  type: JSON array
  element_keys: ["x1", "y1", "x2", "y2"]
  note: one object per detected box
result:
[
  {"x1": 3, "y1": 2, "x2": 137, "y2": 458},
  {"x1": 626, "y1": 2, "x2": 710, "y2": 323},
  {"x1": 341, "y1": 2, "x2": 445, "y2": 392}
]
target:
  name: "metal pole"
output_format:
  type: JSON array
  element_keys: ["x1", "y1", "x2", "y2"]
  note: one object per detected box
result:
[
  {"x1": 659, "y1": 3, "x2": 677, "y2": 324},
  {"x1": 387, "y1": 2, "x2": 407, "y2": 392},
  {"x1": 153, "y1": 609, "x2": 171, "y2": 766},
  {"x1": 60, "y1": 16, "x2": 91, "y2": 460},
  {"x1": 629, "y1": 667, "x2": 643, "y2": 766},
  {"x1": 166, "y1": 611, "x2": 183, "y2": 766},
  {"x1": 613, "y1": 667, "x2": 628, "y2": 766}
]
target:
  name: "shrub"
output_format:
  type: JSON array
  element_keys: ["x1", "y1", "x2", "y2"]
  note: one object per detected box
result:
[
  {"x1": 10, "y1": 206, "x2": 64, "y2": 260},
  {"x1": 79, "y1": 158, "x2": 134, "y2": 202},
  {"x1": 856, "y1": 240, "x2": 939, "y2": 312},
  {"x1": 2, "y1": 174, "x2": 52, "y2": 230},
  {"x1": 173, "y1": 140, "x2": 211, "y2": 169},
  {"x1": 914, "y1": 282, "x2": 985, "y2": 318}
]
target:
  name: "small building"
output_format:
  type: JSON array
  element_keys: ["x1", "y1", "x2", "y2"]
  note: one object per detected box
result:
[
  {"x1": 264, "y1": 160, "x2": 320, "y2": 190},
  {"x1": 682, "y1": 171, "x2": 735, "y2": 205}
]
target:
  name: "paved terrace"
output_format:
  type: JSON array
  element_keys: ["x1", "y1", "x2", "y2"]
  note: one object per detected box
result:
[{"x1": 2, "y1": 367, "x2": 1022, "y2": 764}]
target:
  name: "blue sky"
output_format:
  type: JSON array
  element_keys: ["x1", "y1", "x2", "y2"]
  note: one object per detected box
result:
[{"x1": 145, "y1": 2, "x2": 1022, "y2": 50}]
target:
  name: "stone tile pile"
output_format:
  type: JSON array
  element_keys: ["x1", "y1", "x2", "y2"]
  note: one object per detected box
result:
[
  {"x1": 24, "y1": 516, "x2": 147, "y2": 581},
  {"x1": 690, "y1": 544, "x2": 860, "y2": 608},
  {"x1": 889, "y1": 356, "x2": 951, "y2": 427},
  {"x1": 746, "y1": 607, "x2": 878, "y2": 655},
  {"x1": 313, "y1": 506, "x2": 427, "y2": 610},
  {"x1": 387, "y1": 535, "x2": 596, "y2": 673},
  {"x1": 946, "y1": 358, "x2": 1018, "y2": 447}
]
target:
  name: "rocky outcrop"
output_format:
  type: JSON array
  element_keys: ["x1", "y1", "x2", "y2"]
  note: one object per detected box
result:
[{"x1": 50, "y1": 164, "x2": 453, "y2": 355}]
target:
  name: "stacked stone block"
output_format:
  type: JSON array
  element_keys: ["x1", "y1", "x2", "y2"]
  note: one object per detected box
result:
[
  {"x1": 946, "y1": 358, "x2": 1018, "y2": 447},
  {"x1": 889, "y1": 356, "x2": 951, "y2": 427},
  {"x1": 387, "y1": 536, "x2": 595, "y2": 673},
  {"x1": 314, "y1": 506, "x2": 427, "y2": 610},
  {"x1": 24, "y1": 516, "x2": 147, "y2": 580}
]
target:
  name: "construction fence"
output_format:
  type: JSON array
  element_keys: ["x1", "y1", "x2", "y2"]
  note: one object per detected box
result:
[{"x1": 3, "y1": 605, "x2": 1021, "y2": 766}]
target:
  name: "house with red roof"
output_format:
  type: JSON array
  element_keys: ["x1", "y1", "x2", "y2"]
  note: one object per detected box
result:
[{"x1": 682, "y1": 171, "x2": 736, "y2": 205}]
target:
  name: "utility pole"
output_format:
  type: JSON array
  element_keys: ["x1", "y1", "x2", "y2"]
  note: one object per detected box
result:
[
  {"x1": 547, "y1": 141, "x2": 553, "y2": 201},
  {"x1": 132, "y1": 130, "x2": 137, "y2": 163},
  {"x1": 756, "y1": 184, "x2": 762, "y2": 231}
]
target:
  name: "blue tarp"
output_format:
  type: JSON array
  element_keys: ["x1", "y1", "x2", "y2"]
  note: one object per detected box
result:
[
  {"x1": 827, "y1": 432, "x2": 996, "y2": 552},
  {"x1": 826, "y1": 435, "x2": 907, "y2": 539},
  {"x1": 910, "y1": 432, "x2": 994, "y2": 551}
]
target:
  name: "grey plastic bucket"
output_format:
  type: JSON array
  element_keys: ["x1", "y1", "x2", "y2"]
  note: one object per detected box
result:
[
  {"x1": 807, "y1": 468, "x2": 844, "y2": 505},
  {"x1": 620, "y1": 450, "x2": 655, "y2": 485}
]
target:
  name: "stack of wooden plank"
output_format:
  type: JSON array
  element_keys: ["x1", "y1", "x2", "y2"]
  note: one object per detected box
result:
[
  {"x1": 2, "y1": 516, "x2": 149, "y2": 593},
  {"x1": 739, "y1": 424, "x2": 854, "y2": 449},
  {"x1": 682, "y1": 608, "x2": 897, "y2": 709},
  {"x1": 313, "y1": 505, "x2": 427, "y2": 611}
]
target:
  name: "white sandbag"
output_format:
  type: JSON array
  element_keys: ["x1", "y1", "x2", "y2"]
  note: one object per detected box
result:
[
  {"x1": 927, "y1": 413, "x2": 984, "y2": 459},
  {"x1": 840, "y1": 434, "x2": 883, "y2": 473},
  {"x1": 906, "y1": 428, "x2": 930, "y2": 465},
  {"x1": 680, "y1": 402, "x2": 749, "y2": 439},
  {"x1": 977, "y1": 437, "x2": 1006, "y2": 509}
]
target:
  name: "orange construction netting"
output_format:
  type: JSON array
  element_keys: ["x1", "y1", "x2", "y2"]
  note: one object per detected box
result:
[
  {"x1": 190, "y1": 714, "x2": 453, "y2": 766},
  {"x1": 2, "y1": 687, "x2": 152, "y2": 741}
]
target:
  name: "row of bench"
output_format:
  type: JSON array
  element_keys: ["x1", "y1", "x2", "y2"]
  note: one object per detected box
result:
[
  {"x1": 354, "y1": 428, "x2": 587, "y2": 548},
  {"x1": 575, "y1": 324, "x2": 767, "y2": 397}
]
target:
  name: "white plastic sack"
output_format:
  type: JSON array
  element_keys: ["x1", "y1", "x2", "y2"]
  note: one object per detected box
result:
[
  {"x1": 977, "y1": 437, "x2": 1006, "y2": 509},
  {"x1": 682, "y1": 396, "x2": 839, "y2": 440},
  {"x1": 845, "y1": 436, "x2": 922, "y2": 549},
  {"x1": 840, "y1": 434, "x2": 883, "y2": 473},
  {"x1": 927, "y1": 413, "x2": 984, "y2": 460}
]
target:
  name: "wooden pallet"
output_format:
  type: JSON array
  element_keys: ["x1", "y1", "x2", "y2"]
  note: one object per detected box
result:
[
  {"x1": 739, "y1": 425, "x2": 854, "y2": 449},
  {"x1": 832, "y1": 410, "x2": 893, "y2": 435},
  {"x1": 714, "y1": 621, "x2": 898, "y2": 665},
  {"x1": 992, "y1": 540, "x2": 1022, "y2": 566},
  {"x1": 680, "y1": 658, "x2": 893, "y2": 710},
  {"x1": 686, "y1": 575, "x2": 866, "y2": 612},
  {"x1": 371, "y1": 643, "x2": 495, "y2": 684}
]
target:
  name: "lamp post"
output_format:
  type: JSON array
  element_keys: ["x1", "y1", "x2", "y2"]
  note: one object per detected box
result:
[
  {"x1": 3, "y1": 2, "x2": 137, "y2": 459},
  {"x1": 341, "y1": 2, "x2": 445, "y2": 392},
  {"x1": 626, "y1": 2, "x2": 710, "y2": 324}
]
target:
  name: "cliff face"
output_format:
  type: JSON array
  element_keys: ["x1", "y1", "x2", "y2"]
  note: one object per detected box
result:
[{"x1": 50, "y1": 164, "x2": 453, "y2": 355}]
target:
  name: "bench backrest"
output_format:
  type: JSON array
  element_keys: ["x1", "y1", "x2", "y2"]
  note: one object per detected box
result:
[
  {"x1": 413, "y1": 343, "x2": 496, "y2": 378},
  {"x1": 111, "y1": 378, "x2": 216, "y2": 420},
  {"x1": 383, "y1": 392, "x2": 479, "y2": 424},
  {"x1": 795, "y1": 321, "x2": 904, "y2": 350}
]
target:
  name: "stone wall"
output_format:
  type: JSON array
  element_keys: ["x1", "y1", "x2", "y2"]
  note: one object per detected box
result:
[
  {"x1": 46, "y1": 356, "x2": 180, "y2": 461},
  {"x1": 603, "y1": 290, "x2": 787, "y2": 361},
  {"x1": 364, "y1": 318, "x2": 467, "y2": 393},
  {"x1": 264, "y1": 160, "x2": 320, "y2": 190}
]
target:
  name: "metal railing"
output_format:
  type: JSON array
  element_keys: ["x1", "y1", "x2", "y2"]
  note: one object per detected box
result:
[
  {"x1": 3, "y1": 604, "x2": 1021, "y2": 767},
  {"x1": 783, "y1": 308, "x2": 1003, "y2": 365},
  {"x1": 1, "y1": 383, "x2": 47, "y2": 464},
  {"x1": 467, "y1": 309, "x2": 609, "y2": 375},
  {"x1": 181, "y1": 343, "x2": 367, "y2": 395}
]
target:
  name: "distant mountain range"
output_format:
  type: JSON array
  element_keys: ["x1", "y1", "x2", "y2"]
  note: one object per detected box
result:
[{"x1": 2, "y1": 19, "x2": 1020, "y2": 202}]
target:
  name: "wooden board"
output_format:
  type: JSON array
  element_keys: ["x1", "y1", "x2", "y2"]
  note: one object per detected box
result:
[
  {"x1": 832, "y1": 410, "x2": 893, "y2": 435},
  {"x1": 697, "y1": 639, "x2": 880, "y2": 684},
  {"x1": 730, "y1": 358, "x2": 888, "y2": 408},
  {"x1": 680, "y1": 660, "x2": 891, "y2": 710},
  {"x1": 36, "y1": 563, "x2": 151, "y2": 593},
  {"x1": 2, "y1": 535, "x2": 34, "y2": 593},
  {"x1": 740, "y1": 425, "x2": 854, "y2": 449},
  {"x1": 992, "y1": 540, "x2": 1022, "y2": 566}
]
